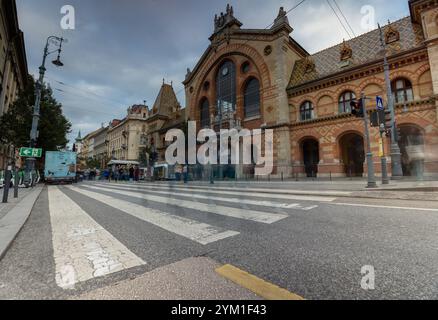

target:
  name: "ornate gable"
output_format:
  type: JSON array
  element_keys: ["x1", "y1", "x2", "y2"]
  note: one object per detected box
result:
[{"x1": 340, "y1": 40, "x2": 353, "y2": 61}]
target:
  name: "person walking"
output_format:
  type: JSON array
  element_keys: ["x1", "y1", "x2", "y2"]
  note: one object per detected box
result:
[
  {"x1": 183, "y1": 164, "x2": 188, "y2": 184},
  {"x1": 129, "y1": 166, "x2": 135, "y2": 182},
  {"x1": 134, "y1": 166, "x2": 140, "y2": 182}
]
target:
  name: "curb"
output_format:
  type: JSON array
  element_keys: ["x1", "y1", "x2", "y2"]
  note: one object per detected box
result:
[{"x1": 0, "y1": 187, "x2": 43, "y2": 260}]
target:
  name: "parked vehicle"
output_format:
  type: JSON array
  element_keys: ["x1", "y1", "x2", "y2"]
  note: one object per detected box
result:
[
  {"x1": 44, "y1": 151, "x2": 77, "y2": 184},
  {"x1": 153, "y1": 163, "x2": 176, "y2": 181}
]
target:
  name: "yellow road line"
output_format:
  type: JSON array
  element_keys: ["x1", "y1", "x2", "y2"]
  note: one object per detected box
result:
[{"x1": 216, "y1": 264, "x2": 305, "y2": 300}]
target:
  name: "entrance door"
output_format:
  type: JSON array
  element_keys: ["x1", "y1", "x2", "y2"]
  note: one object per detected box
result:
[
  {"x1": 340, "y1": 133, "x2": 365, "y2": 177},
  {"x1": 302, "y1": 139, "x2": 319, "y2": 178},
  {"x1": 399, "y1": 125, "x2": 425, "y2": 177}
]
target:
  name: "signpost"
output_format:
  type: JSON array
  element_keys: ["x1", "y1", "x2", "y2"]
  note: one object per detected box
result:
[{"x1": 19, "y1": 148, "x2": 43, "y2": 158}]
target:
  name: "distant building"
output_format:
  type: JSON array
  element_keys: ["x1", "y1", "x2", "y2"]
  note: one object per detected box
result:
[
  {"x1": 144, "y1": 81, "x2": 185, "y2": 164},
  {"x1": 107, "y1": 105, "x2": 150, "y2": 162},
  {"x1": 93, "y1": 126, "x2": 109, "y2": 168},
  {"x1": 0, "y1": 0, "x2": 28, "y2": 168}
]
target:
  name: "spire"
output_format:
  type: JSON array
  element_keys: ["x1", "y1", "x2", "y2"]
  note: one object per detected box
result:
[
  {"x1": 272, "y1": 6, "x2": 292, "y2": 33},
  {"x1": 76, "y1": 130, "x2": 82, "y2": 142},
  {"x1": 213, "y1": 4, "x2": 242, "y2": 33}
]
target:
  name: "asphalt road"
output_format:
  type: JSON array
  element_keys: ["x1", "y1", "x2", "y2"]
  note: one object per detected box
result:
[{"x1": 0, "y1": 181, "x2": 437, "y2": 300}]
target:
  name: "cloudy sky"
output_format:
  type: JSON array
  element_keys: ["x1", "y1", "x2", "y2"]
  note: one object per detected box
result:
[{"x1": 16, "y1": 0, "x2": 409, "y2": 144}]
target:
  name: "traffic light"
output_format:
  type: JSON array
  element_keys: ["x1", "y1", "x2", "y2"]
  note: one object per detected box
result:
[
  {"x1": 350, "y1": 100, "x2": 364, "y2": 118},
  {"x1": 370, "y1": 111, "x2": 379, "y2": 127}
]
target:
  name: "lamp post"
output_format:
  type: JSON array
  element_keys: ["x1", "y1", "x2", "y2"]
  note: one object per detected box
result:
[
  {"x1": 378, "y1": 24, "x2": 403, "y2": 179},
  {"x1": 24, "y1": 36, "x2": 65, "y2": 187}
]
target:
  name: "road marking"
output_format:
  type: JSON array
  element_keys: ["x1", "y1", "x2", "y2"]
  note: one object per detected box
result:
[
  {"x1": 94, "y1": 183, "x2": 318, "y2": 211},
  {"x1": 332, "y1": 202, "x2": 438, "y2": 212},
  {"x1": 66, "y1": 186, "x2": 239, "y2": 245},
  {"x1": 216, "y1": 264, "x2": 305, "y2": 301},
  {"x1": 48, "y1": 186, "x2": 145, "y2": 289},
  {"x1": 125, "y1": 182, "x2": 351, "y2": 197},
  {"x1": 84, "y1": 185, "x2": 288, "y2": 224},
  {"x1": 100, "y1": 182, "x2": 337, "y2": 202}
]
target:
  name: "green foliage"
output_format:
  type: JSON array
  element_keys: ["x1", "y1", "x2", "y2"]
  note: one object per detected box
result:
[
  {"x1": 86, "y1": 157, "x2": 101, "y2": 170},
  {"x1": 0, "y1": 75, "x2": 71, "y2": 153},
  {"x1": 138, "y1": 146, "x2": 151, "y2": 167}
]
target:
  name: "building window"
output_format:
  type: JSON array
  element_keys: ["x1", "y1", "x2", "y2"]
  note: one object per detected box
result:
[
  {"x1": 200, "y1": 98, "x2": 210, "y2": 128},
  {"x1": 339, "y1": 91, "x2": 356, "y2": 114},
  {"x1": 300, "y1": 101, "x2": 314, "y2": 121},
  {"x1": 216, "y1": 60, "x2": 236, "y2": 115},
  {"x1": 391, "y1": 78, "x2": 413, "y2": 104},
  {"x1": 244, "y1": 78, "x2": 261, "y2": 118}
]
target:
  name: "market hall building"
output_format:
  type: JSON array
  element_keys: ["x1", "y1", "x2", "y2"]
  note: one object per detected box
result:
[{"x1": 182, "y1": 1, "x2": 438, "y2": 179}]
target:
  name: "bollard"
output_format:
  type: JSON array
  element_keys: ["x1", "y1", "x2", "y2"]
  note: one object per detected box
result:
[
  {"x1": 330, "y1": 171, "x2": 332, "y2": 182},
  {"x1": 2, "y1": 165, "x2": 12, "y2": 203},
  {"x1": 14, "y1": 167, "x2": 19, "y2": 198},
  {"x1": 281, "y1": 172, "x2": 284, "y2": 182}
]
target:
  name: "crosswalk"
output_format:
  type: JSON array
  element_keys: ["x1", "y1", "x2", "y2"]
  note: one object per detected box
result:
[
  {"x1": 48, "y1": 186, "x2": 145, "y2": 289},
  {"x1": 47, "y1": 182, "x2": 331, "y2": 289}
]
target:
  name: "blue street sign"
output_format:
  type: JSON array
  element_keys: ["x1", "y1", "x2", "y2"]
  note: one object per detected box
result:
[{"x1": 376, "y1": 96, "x2": 384, "y2": 110}]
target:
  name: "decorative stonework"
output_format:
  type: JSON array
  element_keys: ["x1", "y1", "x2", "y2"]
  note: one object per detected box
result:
[
  {"x1": 264, "y1": 45, "x2": 273, "y2": 56},
  {"x1": 304, "y1": 57, "x2": 315, "y2": 73},
  {"x1": 385, "y1": 23, "x2": 400, "y2": 44},
  {"x1": 340, "y1": 40, "x2": 352, "y2": 61}
]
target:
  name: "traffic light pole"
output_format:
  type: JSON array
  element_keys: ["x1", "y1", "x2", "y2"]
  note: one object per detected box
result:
[
  {"x1": 361, "y1": 94, "x2": 378, "y2": 189},
  {"x1": 379, "y1": 24, "x2": 403, "y2": 179}
]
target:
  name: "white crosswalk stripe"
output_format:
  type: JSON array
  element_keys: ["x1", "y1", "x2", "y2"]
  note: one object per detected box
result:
[
  {"x1": 48, "y1": 186, "x2": 145, "y2": 289},
  {"x1": 82, "y1": 184, "x2": 288, "y2": 224},
  {"x1": 101, "y1": 182, "x2": 337, "y2": 202},
  {"x1": 65, "y1": 185, "x2": 240, "y2": 245},
  {"x1": 93, "y1": 183, "x2": 318, "y2": 211}
]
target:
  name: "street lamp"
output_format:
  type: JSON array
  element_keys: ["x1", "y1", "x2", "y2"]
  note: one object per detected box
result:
[{"x1": 24, "y1": 36, "x2": 66, "y2": 186}]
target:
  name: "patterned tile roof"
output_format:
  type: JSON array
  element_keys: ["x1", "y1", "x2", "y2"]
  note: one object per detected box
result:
[
  {"x1": 288, "y1": 17, "x2": 424, "y2": 89},
  {"x1": 152, "y1": 83, "x2": 181, "y2": 117}
]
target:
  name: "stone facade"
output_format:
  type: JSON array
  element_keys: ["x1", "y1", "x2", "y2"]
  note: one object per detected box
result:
[
  {"x1": 182, "y1": 2, "x2": 438, "y2": 178},
  {"x1": 107, "y1": 105, "x2": 149, "y2": 162},
  {"x1": 0, "y1": 0, "x2": 28, "y2": 169}
]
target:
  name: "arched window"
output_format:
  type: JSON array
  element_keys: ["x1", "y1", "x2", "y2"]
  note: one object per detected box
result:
[
  {"x1": 200, "y1": 98, "x2": 210, "y2": 128},
  {"x1": 391, "y1": 78, "x2": 413, "y2": 104},
  {"x1": 300, "y1": 101, "x2": 314, "y2": 121},
  {"x1": 339, "y1": 91, "x2": 356, "y2": 114},
  {"x1": 244, "y1": 78, "x2": 261, "y2": 118},
  {"x1": 216, "y1": 60, "x2": 236, "y2": 115}
]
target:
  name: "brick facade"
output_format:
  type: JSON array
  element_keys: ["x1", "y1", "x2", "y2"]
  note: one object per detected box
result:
[{"x1": 182, "y1": 2, "x2": 438, "y2": 178}]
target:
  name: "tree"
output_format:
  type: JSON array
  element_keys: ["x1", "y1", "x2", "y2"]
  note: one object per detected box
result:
[
  {"x1": 138, "y1": 146, "x2": 150, "y2": 167},
  {"x1": 0, "y1": 75, "x2": 71, "y2": 166},
  {"x1": 86, "y1": 157, "x2": 101, "y2": 170}
]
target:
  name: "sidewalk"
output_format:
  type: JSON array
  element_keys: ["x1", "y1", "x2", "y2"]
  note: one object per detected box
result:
[{"x1": 0, "y1": 186, "x2": 43, "y2": 259}]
